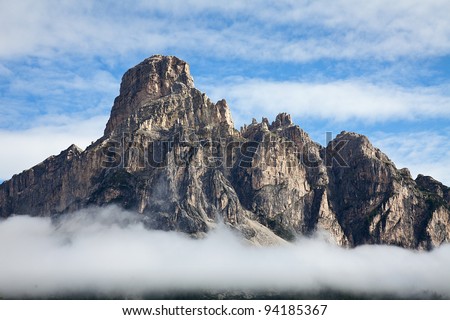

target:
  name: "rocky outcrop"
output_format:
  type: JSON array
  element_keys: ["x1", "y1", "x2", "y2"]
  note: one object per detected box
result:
[{"x1": 0, "y1": 55, "x2": 449, "y2": 249}]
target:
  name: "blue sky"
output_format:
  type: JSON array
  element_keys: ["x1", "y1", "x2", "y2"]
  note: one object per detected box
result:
[{"x1": 0, "y1": 0, "x2": 449, "y2": 185}]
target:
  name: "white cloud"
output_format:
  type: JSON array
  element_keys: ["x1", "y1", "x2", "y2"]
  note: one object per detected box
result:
[
  {"x1": 372, "y1": 130, "x2": 450, "y2": 186},
  {"x1": 0, "y1": 206, "x2": 449, "y2": 298},
  {"x1": 202, "y1": 78, "x2": 450, "y2": 124},
  {"x1": 0, "y1": 115, "x2": 107, "y2": 181},
  {"x1": 0, "y1": 63, "x2": 12, "y2": 76},
  {"x1": 0, "y1": 0, "x2": 449, "y2": 62},
  {"x1": 8, "y1": 69, "x2": 118, "y2": 97},
  {"x1": 0, "y1": 59, "x2": 118, "y2": 130}
]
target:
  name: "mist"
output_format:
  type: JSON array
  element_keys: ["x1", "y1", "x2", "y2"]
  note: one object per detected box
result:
[{"x1": 1, "y1": 206, "x2": 449, "y2": 298}]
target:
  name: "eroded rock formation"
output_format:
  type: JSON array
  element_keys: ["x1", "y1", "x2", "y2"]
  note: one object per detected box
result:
[{"x1": 1, "y1": 55, "x2": 449, "y2": 248}]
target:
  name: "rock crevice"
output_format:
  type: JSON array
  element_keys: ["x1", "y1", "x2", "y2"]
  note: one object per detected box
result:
[{"x1": 1, "y1": 55, "x2": 449, "y2": 248}]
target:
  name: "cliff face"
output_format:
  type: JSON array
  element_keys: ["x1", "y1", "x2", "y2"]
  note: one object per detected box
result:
[{"x1": 1, "y1": 55, "x2": 449, "y2": 248}]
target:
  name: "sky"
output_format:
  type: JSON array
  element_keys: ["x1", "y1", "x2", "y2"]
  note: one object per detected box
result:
[
  {"x1": 0, "y1": 0, "x2": 450, "y2": 185},
  {"x1": 1, "y1": 206, "x2": 449, "y2": 298}
]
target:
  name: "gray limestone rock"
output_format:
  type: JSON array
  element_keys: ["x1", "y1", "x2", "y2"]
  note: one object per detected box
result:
[{"x1": 1, "y1": 55, "x2": 449, "y2": 248}]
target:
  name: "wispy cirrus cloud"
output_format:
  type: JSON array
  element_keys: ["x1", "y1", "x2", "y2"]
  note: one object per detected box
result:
[
  {"x1": 1, "y1": 0, "x2": 449, "y2": 62},
  {"x1": 0, "y1": 58, "x2": 118, "y2": 129}
]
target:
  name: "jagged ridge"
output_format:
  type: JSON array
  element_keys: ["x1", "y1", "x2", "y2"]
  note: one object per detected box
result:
[{"x1": 1, "y1": 55, "x2": 449, "y2": 248}]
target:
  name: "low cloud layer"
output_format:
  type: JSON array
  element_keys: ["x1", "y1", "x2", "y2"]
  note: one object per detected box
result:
[{"x1": 0, "y1": 206, "x2": 449, "y2": 298}]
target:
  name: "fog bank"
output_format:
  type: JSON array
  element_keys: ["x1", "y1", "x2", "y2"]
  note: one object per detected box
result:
[{"x1": 0, "y1": 206, "x2": 449, "y2": 298}]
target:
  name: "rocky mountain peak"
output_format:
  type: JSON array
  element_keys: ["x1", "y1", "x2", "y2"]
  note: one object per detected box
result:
[
  {"x1": 120, "y1": 54, "x2": 194, "y2": 99},
  {"x1": 332, "y1": 131, "x2": 390, "y2": 162},
  {"x1": 104, "y1": 55, "x2": 195, "y2": 135},
  {"x1": 270, "y1": 112, "x2": 293, "y2": 129},
  {"x1": 1, "y1": 55, "x2": 449, "y2": 249},
  {"x1": 416, "y1": 174, "x2": 450, "y2": 203}
]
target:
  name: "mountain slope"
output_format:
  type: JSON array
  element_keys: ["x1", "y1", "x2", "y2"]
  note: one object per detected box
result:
[{"x1": 1, "y1": 55, "x2": 449, "y2": 248}]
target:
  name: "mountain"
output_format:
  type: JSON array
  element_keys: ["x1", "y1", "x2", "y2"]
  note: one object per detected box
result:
[{"x1": 1, "y1": 55, "x2": 449, "y2": 249}]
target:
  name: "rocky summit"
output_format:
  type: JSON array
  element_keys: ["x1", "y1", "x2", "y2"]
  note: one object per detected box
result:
[{"x1": 1, "y1": 55, "x2": 449, "y2": 249}]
